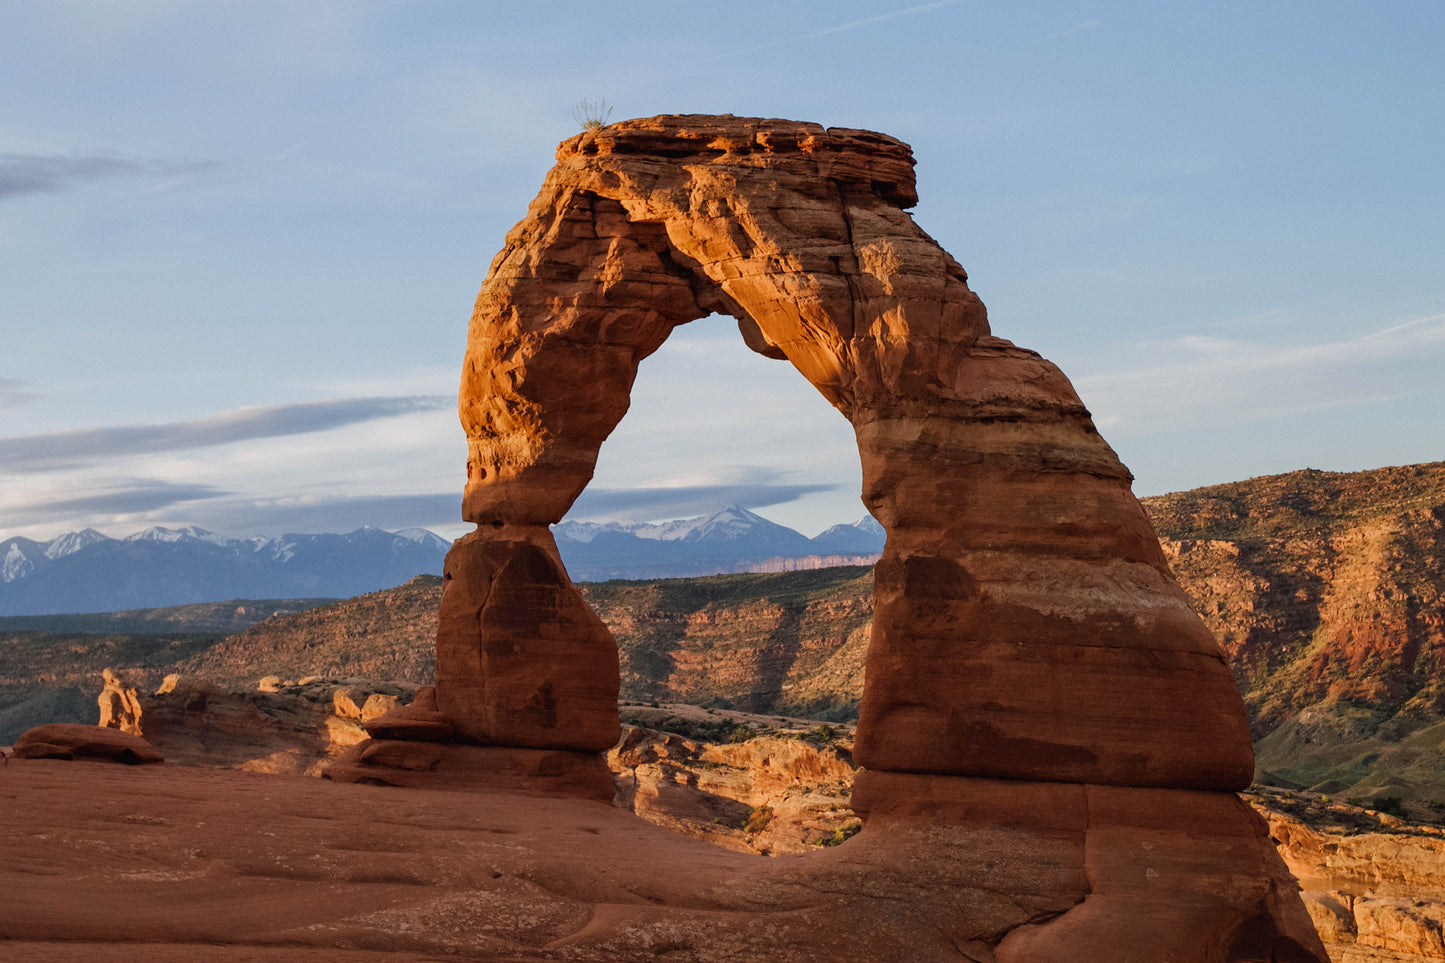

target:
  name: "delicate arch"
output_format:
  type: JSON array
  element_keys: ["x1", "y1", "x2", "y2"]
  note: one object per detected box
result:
[{"x1": 438, "y1": 115, "x2": 1253, "y2": 790}]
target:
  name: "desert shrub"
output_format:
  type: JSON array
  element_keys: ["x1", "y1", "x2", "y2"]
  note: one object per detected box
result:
[
  {"x1": 1374, "y1": 796, "x2": 1408, "y2": 817},
  {"x1": 742, "y1": 805, "x2": 773, "y2": 834},
  {"x1": 816, "y1": 822, "x2": 861, "y2": 847},
  {"x1": 572, "y1": 98, "x2": 613, "y2": 129}
]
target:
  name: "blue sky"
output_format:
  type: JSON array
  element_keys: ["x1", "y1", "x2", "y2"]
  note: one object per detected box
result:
[{"x1": 2, "y1": 1, "x2": 1442, "y2": 541}]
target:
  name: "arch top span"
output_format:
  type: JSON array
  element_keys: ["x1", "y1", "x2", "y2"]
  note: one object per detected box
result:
[
  {"x1": 461, "y1": 115, "x2": 992, "y2": 527},
  {"x1": 440, "y1": 115, "x2": 1256, "y2": 792}
]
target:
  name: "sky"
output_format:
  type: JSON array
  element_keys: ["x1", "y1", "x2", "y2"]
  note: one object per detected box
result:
[{"x1": 2, "y1": 1, "x2": 1442, "y2": 542}]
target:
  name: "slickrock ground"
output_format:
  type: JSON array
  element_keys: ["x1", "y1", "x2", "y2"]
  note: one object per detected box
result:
[
  {"x1": 66, "y1": 670, "x2": 1445, "y2": 960},
  {"x1": 4, "y1": 679, "x2": 1338, "y2": 959},
  {"x1": 1, "y1": 755, "x2": 1322, "y2": 962}
]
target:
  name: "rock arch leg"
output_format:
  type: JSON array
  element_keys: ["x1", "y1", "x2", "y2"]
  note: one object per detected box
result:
[{"x1": 437, "y1": 190, "x2": 707, "y2": 749}]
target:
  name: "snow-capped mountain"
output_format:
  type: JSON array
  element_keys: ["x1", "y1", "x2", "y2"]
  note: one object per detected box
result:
[
  {"x1": 124, "y1": 525, "x2": 235, "y2": 547},
  {"x1": 551, "y1": 505, "x2": 884, "y2": 581},
  {"x1": 808, "y1": 515, "x2": 886, "y2": 555},
  {"x1": 44, "y1": 528, "x2": 110, "y2": 559},
  {"x1": 0, "y1": 509, "x2": 883, "y2": 613},
  {"x1": 0, "y1": 526, "x2": 453, "y2": 616},
  {"x1": 554, "y1": 505, "x2": 808, "y2": 545}
]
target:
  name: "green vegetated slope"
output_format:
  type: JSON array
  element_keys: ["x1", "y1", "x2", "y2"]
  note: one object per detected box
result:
[
  {"x1": 0, "y1": 597, "x2": 336, "y2": 636},
  {"x1": 164, "y1": 567, "x2": 871, "y2": 721},
  {"x1": 1141, "y1": 461, "x2": 1445, "y2": 808},
  {"x1": 177, "y1": 575, "x2": 444, "y2": 686}
]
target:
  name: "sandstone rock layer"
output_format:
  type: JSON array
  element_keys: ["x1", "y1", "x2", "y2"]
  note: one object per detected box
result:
[{"x1": 450, "y1": 114, "x2": 1252, "y2": 789}]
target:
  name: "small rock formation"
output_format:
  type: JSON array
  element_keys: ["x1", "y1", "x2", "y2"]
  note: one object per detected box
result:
[
  {"x1": 433, "y1": 114, "x2": 1323, "y2": 957},
  {"x1": 330, "y1": 686, "x2": 614, "y2": 799},
  {"x1": 359, "y1": 683, "x2": 453, "y2": 741},
  {"x1": 109, "y1": 672, "x2": 417, "y2": 774},
  {"x1": 97, "y1": 667, "x2": 143, "y2": 734},
  {"x1": 13, "y1": 722, "x2": 162, "y2": 764}
]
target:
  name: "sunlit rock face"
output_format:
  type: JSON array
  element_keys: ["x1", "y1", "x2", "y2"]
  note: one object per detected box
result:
[
  {"x1": 447, "y1": 114, "x2": 1252, "y2": 787},
  {"x1": 437, "y1": 114, "x2": 1326, "y2": 958}
]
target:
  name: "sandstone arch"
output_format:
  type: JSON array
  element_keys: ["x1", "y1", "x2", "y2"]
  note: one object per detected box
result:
[
  {"x1": 439, "y1": 114, "x2": 1253, "y2": 789},
  {"x1": 392, "y1": 115, "x2": 1327, "y2": 959}
]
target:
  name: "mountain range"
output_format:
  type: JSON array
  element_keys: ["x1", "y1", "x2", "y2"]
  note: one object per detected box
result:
[
  {"x1": 551, "y1": 506, "x2": 884, "y2": 581},
  {"x1": 0, "y1": 507, "x2": 885, "y2": 615},
  {"x1": 0, "y1": 526, "x2": 450, "y2": 616}
]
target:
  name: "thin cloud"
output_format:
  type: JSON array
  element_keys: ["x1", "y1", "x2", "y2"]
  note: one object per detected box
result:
[
  {"x1": 0, "y1": 378, "x2": 38, "y2": 414},
  {"x1": 0, "y1": 395, "x2": 451, "y2": 473},
  {"x1": 811, "y1": 0, "x2": 967, "y2": 38},
  {"x1": 179, "y1": 493, "x2": 461, "y2": 536},
  {"x1": 1077, "y1": 312, "x2": 1445, "y2": 438},
  {"x1": 1049, "y1": 19, "x2": 1099, "y2": 39},
  {"x1": 567, "y1": 481, "x2": 838, "y2": 523},
  {"x1": 702, "y1": 0, "x2": 966, "y2": 64},
  {"x1": 0, "y1": 152, "x2": 221, "y2": 201},
  {"x1": 3, "y1": 488, "x2": 460, "y2": 541},
  {"x1": 5, "y1": 479, "x2": 224, "y2": 520}
]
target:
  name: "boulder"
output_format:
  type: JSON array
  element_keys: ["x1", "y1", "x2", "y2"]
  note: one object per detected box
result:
[
  {"x1": 361, "y1": 684, "x2": 454, "y2": 741},
  {"x1": 14, "y1": 722, "x2": 162, "y2": 764}
]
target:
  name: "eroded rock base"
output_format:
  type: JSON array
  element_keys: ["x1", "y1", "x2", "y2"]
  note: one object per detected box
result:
[
  {"x1": 854, "y1": 772, "x2": 1326, "y2": 960},
  {"x1": 326, "y1": 741, "x2": 615, "y2": 802},
  {"x1": 2, "y1": 760, "x2": 1327, "y2": 962}
]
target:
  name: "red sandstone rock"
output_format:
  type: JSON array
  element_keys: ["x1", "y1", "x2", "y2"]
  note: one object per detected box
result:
[
  {"x1": 14, "y1": 722, "x2": 163, "y2": 764},
  {"x1": 326, "y1": 741, "x2": 615, "y2": 802},
  {"x1": 435, "y1": 532, "x2": 619, "y2": 750},
  {"x1": 0, "y1": 762, "x2": 1324, "y2": 961},
  {"x1": 420, "y1": 113, "x2": 1318, "y2": 957},
  {"x1": 361, "y1": 684, "x2": 454, "y2": 741},
  {"x1": 610, "y1": 724, "x2": 859, "y2": 854},
  {"x1": 1255, "y1": 796, "x2": 1445, "y2": 960},
  {"x1": 451, "y1": 113, "x2": 1253, "y2": 790},
  {"x1": 97, "y1": 668, "x2": 143, "y2": 734}
]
